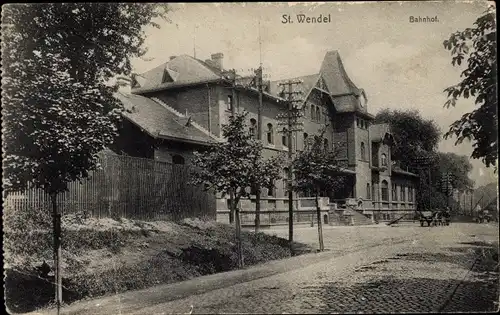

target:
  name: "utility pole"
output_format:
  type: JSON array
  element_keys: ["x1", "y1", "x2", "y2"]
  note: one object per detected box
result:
[
  {"x1": 441, "y1": 172, "x2": 453, "y2": 209},
  {"x1": 254, "y1": 65, "x2": 263, "y2": 232},
  {"x1": 470, "y1": 189, "x2": 474, "y2": 216},
  {"x1": 412, "y1": 156, "x2": 434, "y2": 210},
  {"x1": 226, "y1": 68, "x2": 237, "y2": 224},
  {"x1": 253, "y1": 19, "x2": 265, "y2": 232},
  {"x1": 277, "y1": 80, "x2": 303, "y2": 255}
]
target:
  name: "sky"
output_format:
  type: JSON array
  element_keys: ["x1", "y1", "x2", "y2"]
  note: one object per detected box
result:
[{"x1": 130, "y1": 1, "x2": 496, "y2": 188}]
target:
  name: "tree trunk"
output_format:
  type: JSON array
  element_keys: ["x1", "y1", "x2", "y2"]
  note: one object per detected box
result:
[
  {"x1": 50, "y1": 193, "x2": 62, "y2": 314},
  {"x1": 234, "y1": 194, "x2": 244, "y2": 268},
  {"x1": 229, "y1": 190, "x2": 235, "y2": 224},
  {"x1": 255, "y1": 187, "x2": 261, "y2": 233},
  {"x1": 315, "y1": 192, "x2": 324, "y2": 251}
]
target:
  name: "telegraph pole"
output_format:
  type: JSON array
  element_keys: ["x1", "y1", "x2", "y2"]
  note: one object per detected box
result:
[
  {"x1": 277, "y1": 80, "x2": 303, "y2": 254},
  {"x1": 254, "y1": 65, "x2": 263, "y2": 232},
  {"x1": 412, "y1": 156, "x2": 434, "y2": 210},
  {"x1": 440, "y1": 172, "x2": 453, "y2": 209},
  {"x1": 253, "y1": 20, "x2": 264, "y2": 232}
]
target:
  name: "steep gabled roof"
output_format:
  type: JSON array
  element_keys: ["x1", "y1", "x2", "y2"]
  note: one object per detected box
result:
[
  {"x1": 319, "y1": 50, "x2": 361, "y2": 96},
  {"x1": 115, "y1": 92, "x2": 214, "y2": 145},
  {"x1": 370, "y1": 123, "x2": 394, "y2": 144},
  {"x1": 268, "y1": 51, "x2": 368, "y2": 114},
  {"x1": 131, "y1": 55, "x2": 223, "y2": 94}
]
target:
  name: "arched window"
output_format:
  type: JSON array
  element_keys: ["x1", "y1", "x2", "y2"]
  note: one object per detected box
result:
[
  {"x1": 172, "y1": 155, "x2": 185, "y2": 165},
  {"x1": 316, "y1": 107, "x2": 321, "y2": 122},
  {"x1": 324, "y1": 138, "x2": 329, "y2": 152},
  {"x1": 360, "y1": 142, "x2": 366, "y2": 161},
  {"x1": 266, "y1": 123, "x2": 274, "y2": 144},
  {"x1": 381, "y1": 180, "x2": 389, "y2": 201},
  {"x1": 367, "y1": 183, "x2": 371, "y2": 199},
  {"x1": 311, "y1": 105, "x2": 316, "y2": 121},
  {"x1": 249, "y1": 118, "x2": 257, "y2": 139},
  {"x1": 381, "y1": 153, "x2": 387, "y2": 166}
]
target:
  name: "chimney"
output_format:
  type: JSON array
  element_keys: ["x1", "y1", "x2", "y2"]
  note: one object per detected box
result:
[
  {"x1": 210, "y1": 53, "x2": 224, "y2": 70},
  {"x1": 169, "y1": 56, "x2": 176, "y2": 60}
]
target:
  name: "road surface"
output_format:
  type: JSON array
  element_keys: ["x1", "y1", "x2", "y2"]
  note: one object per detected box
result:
[{"x1": 36, "y1": 222, "x2": 499, "y2": 314}]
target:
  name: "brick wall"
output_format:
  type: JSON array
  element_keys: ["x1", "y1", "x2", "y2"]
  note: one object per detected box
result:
[{"x1": 151, "y1": 84, "x2": 221, "y2": 137}]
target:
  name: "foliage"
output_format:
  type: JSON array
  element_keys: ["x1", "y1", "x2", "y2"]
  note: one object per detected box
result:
[
  {"x1": 191, "y1": 111, "x2": 284, "y2": 206},
  {"x1": 292, "y1": 128, "x2": 346, "y2": 195},
  {"x1": 436, "y1": 152, "x2": 474, "y2": 191},
  {"x1": 442, "y1": 6, "x2": 497, "y2": 169},
  {"x1": 1, "y1": 3, "x2": 170, "y2": 194},
  {"x1": 374, "y1": 109, "x2": 441, "y2": 169}
]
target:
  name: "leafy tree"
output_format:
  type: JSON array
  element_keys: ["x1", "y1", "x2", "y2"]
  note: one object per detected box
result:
[
  {"x1": 436, "y1": 152, "x2": 474, "y2": 191},
  {"x1": 374, "y1": 109, "x2": 448, "y2": 211},
  {"x1": 1, "y1": 3, "x2": 170, "y2": 311},
  {"x1": 191, "y1": 111, "x2": 284, "y2": 267},
  {"x1": 374, "y1": 109, "x2": 441, "y2": 169},
  {"x1": 442, "y1": 6, "x2": 497, "y2": 169},
  {"x1": 292, "y1": 127, "x2": 345, "y2": 251}
]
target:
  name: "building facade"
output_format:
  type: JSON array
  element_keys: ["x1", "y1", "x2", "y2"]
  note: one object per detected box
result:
[{"x1": 114, "y1": 51, "x2": 419, "y2": 225}]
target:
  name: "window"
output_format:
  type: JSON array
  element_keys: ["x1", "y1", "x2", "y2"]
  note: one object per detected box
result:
[
  {"x1": 172, "y1": 155, "x2": 185, "y2": 165},
  {"x1": 266, "y1": 123, "x2": 274, "y2": 144},
  {"x1": 392, "y1": 183, "x2": 398, "y2": 201},
  {"x1": 282, "y1": 128, "x2": 288, "y2": 147},
  {"x1": 249, "y1": 118, "x2": 256, "y2": 139},
  {"x1": 324, "y1": 139, "x2": 329, "y2": 152},
  {"x1": 360, "y1": 142, "x2": 366, "y2": 161},
  {"x1": 316, "y1": 107, "x2": 321, "y2": 122},
  {"x1": 357, "y1": 118, "x2": 360, "y2": 127},
  {"x1": 303, "y1": 133, "x2": 309, "y2": 150},
  {"x1": 267, "y1": 180, "x2": 275, "y2": 197},
  {"x1": 311, "y1": 105, "x2": 316, "y2": 121},
  {"x1": 401, "y1": 185, "x2": 406, "y2": 201},
  {"x1": 227, "y1": 95, "x2": 233, "y2": 111},
  {"x1": 381, "y1": 180, "x2": 389, "y2": 201},
  {"x1": 381, "y1": 153, "x2": 387, "y2": 166},
  {"x1": 408, "y1": 186, "x2": 413, "y2": 202},
  {"x1": 367, "y1": 183, "x2": 371, "y2": 199}
]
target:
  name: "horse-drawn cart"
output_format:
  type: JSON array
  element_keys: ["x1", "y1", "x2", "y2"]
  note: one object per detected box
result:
[{"x1": 418, "y1": 210, "x2": 450, "y2": 227}]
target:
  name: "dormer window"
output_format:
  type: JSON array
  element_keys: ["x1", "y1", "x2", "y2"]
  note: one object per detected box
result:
[
  {"x1": 359, "y1": 93, "x2": 366, "y2": 108},
  {"x1": 162, "y1": 70, "x2": 174, "y2": 83},
  {"x1": 381, "y1": 153, "x2": 388, "y2": 167}
]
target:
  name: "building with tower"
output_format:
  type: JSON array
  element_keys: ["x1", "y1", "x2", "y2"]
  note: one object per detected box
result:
[{"x1": 112, "y1": 50, "x2": 419, "y2": 225}]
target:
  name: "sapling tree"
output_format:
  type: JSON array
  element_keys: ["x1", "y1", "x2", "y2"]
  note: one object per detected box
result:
[
  {"x1": 1, "y1": 3, "x2": 170, "y2": 312},
  {"x1": 292, "y1": 127, "x2": 345, "y2": 251},
  {"x1": 191, "y1": 111, "x2": 283, "y2": 268}
]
